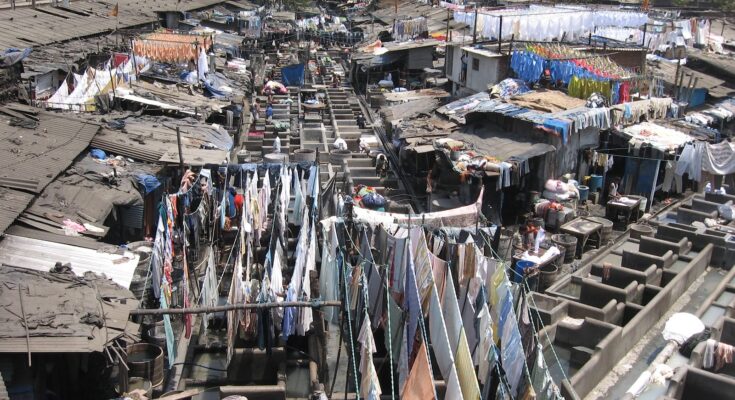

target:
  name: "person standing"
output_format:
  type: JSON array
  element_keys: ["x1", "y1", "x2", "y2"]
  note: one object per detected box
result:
[
  {"x1": 265, "y1": 103, "x2": 273, "y2": 122},
  {"x1": 273, "y1": 132, "x2": 281, "y2": 153},
  {"x1": 251, "y1": 100, "x2": 260, "y2": 123},
  {"x1": 426, "y1": 156, "x2": 441, "y2": 212}
]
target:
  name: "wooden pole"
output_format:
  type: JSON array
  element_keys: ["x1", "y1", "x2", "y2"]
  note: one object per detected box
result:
[
  {"x1": 508, "y1": 34, "x2": 514, "y2": 69},
  {"x1": 690, "y1": 77, "x2": 700, "y2": 103},
  {"x1": 445, "y1": 8, "x2": 450, "y2": 44},
  {"x1": 129, "y1": 300, "x2": 342, "y2": 316},
  {"x1": 18, "y1": 285, "x2": 31, "y2": 367},
  {"x1": 108, "y1": 51, "x2": 117, "y2": 107},
  {"x1": 129, "y1": 38, "x2": 139, "y2": 80},
  {"x1": 176, "y1": 127, "x2": 185, "y2": 176},
  {"x1": 676, "y1": 70, "x2": 686, "y2": 100},
  {"x1": 472, "y1": 7, "x2": 479, "y2": 44}
]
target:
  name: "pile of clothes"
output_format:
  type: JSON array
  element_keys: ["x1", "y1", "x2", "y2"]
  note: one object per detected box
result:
[
  {"x1": 542, "y1": 179, "x2": 580, "y2": 202},
  {"x1": 489, "y1": 78, "x2": 530, "y2": 99},
  {"x1": 703, "y1": 339, "x2": 735, "y2": 372},
  {"x1": 353, "y1": 185, "x2": 386, "y2": 211}
]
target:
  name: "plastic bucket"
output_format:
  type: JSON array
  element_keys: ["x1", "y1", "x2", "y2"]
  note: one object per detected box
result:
[
  {"x1": 514, "y1": 260, "x2": 537, "y2": 284},
  {"x1": 588, "y1": 174, "x2": 604, "y2": 192},
  {"x1": 578, "y1": 185, "x2": 589, "y2": 202},
  {"x1": 551, "y1": 233, "x2": 578, "y2": 263}
]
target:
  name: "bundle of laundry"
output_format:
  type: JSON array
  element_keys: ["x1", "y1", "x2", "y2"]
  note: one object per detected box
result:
[{"x1": 542, "y1": 179, "x2": 579, "y2": 201}]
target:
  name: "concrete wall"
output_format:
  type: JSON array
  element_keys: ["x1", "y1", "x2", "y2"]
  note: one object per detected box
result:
[
  {"x1": 538, "y1": 224, "x2": 715, "y2": 398},
  {"x1": 446, "y1": 45, "x2": 505, "y2": 95}
]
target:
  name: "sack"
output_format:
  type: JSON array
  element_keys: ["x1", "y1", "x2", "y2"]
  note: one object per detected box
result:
[
  {"x1": 679, "y1": 328, "x2": 711, "y2": 357},
  {"x1": 361, "y1": 193, "x2": 386, "y2": 209}
]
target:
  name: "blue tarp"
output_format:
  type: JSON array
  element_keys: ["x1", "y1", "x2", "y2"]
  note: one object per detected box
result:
[
  {"x1": 135, "y1": 174, "x2": 161, "y2": 194},
  {"x1": 0, "y1": 48, "x2": 31, "y2": 68},
  {"x1": 281, "y1": 64, "x2": 305, "y2": 87}
]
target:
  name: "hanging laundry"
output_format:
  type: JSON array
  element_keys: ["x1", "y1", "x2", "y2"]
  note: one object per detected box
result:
[
  {"x1": 401, "y1": 341, "x2": 436, "y2": 400},
  {"x1": 358, "y1": 315, "x2": 382, "y2": 399},
  {"x1": 392, "y1": 16, "x2": 428, "y2": 42}
]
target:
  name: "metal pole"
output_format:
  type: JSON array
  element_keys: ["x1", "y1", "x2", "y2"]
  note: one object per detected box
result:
[
  {"x1": 329, "y1": 318, "x2": 344, "y2": 397},
  {"x1": 642, "y1": 23, "x2": 647, "y2": 47},
  {"x1": 129, "y1": 300, "x2": 342, "y2": 316},
  {"x1": 674, "y1": 59, "x2": 681, "y2": 98},
  {"x1": 176, "y1": 127, "x2": 185, "y2": 176},
  {"x1": 497, "y1": 15, "x2": 503, "y2": 52}
]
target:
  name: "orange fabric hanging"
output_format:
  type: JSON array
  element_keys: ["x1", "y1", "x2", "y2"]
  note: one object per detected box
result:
[{"x1": 401, "y1": 341, "x2": 436, "y2": 400}]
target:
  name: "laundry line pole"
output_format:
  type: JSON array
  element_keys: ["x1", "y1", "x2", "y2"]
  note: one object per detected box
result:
[{"x1": 129, "y1": 300, "x2": 342, "y2": 316}]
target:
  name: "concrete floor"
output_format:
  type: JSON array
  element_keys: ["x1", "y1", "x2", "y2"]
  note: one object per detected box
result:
[
  {"x1": 325, "y1": 320, "x2": 351, "y2": 396},
  {"x1": 584, "y1": 268, "x2": 729, "y2": 400}
]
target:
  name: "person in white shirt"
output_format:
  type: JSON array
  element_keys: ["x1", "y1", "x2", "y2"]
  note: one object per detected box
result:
[
  {"x1": 332, "y1": 138, "x2": 347, "y2": 151},
  {"x1": 274, "y1": 134, "x2": 281, "y2": 153}
]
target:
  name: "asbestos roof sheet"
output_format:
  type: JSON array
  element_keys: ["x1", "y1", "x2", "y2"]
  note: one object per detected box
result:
[
  {"x1": 0, "y1": 109, "x2": 100, "y2": 194},
  {"x1": 0, "y1": 234, "x2": 139, "y2": 289},
  {"x1": 0, "y1": 264, "x2": 139, "y2": 354},
  {"x1": 0, "y1": 188, "x2": 34, "y2": 236}
]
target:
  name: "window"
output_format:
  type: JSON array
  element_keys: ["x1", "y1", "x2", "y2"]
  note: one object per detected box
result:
[{"x1": 472, "y1": 58, "x2": 480, "y2": 71}]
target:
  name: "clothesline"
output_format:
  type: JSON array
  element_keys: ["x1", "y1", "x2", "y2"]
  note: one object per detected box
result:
[{"x1": 129, "y1": 300, "x2": 342, "y2": 315}]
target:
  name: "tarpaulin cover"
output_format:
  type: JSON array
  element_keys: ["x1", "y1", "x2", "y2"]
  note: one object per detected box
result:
[
  {"x1": 281, "y1": 64, "x2": 305, "y2": 87},
  {"x1": 135, "y1": 174, "x2": 162, "y2": 194},
  {"x1": 0, "y1": 48, "x2": 31, "y2": 68}
]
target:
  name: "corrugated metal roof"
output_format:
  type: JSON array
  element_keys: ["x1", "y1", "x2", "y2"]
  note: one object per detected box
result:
[
  {"x1": 0, "y1": 0, "x2": 226, "y2": 49},
  {"x1": 0, "y1": 234, "x2": 139, "y2": 289},
  {"x1": 4, "y1": 224, "x2": 106, "y2": 249},
  {"x1": 159, "y1": 147, "x2": 229, "y2": 165},
  {"x1": 0, "y1": 110, "x2": 100, "y2": 194},
  {"x1": 92, "y1": 115, "x2": 232, "y2": 163},
  {"x1": 0, "y1": 188, "x2": 34, "y2": 236}
]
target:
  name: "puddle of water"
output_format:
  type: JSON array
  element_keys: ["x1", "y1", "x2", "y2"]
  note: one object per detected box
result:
[{"x1": 191, "y1": 352, "x2": 228, "y2": 382}]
